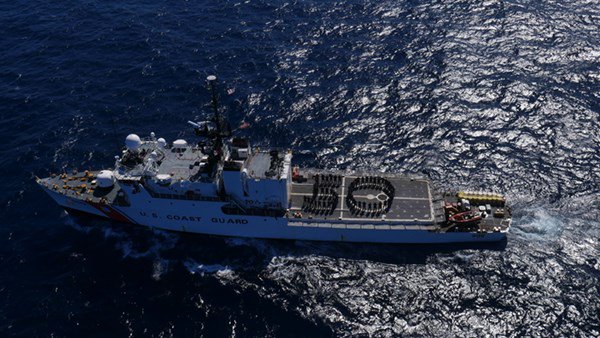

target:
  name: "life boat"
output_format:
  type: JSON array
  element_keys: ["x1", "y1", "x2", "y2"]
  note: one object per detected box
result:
[{"x1": 448, "y1": 210, "x2": 482, "y2": 225}]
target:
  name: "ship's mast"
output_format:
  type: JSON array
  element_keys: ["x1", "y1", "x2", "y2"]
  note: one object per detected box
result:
[
  {"x1": 186, "y1": 75, "x2": 234, "y2": 177},
  {"x1": 206, "y1": 75, "x2": 222, "y2": 146},
  {"x1": 206, "y1": 75, "x2": 232, "y2": 150}
]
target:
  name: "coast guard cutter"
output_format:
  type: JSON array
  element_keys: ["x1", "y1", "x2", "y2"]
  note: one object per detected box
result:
[{"x1": 37, "y1": 76, "x2": 511, "y2": 243}]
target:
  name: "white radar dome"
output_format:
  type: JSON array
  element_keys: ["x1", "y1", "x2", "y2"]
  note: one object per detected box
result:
[
  {"x1": 96, "y1": 170, "x2": 115, "y2": 188},
  {"x1": 125, "y1": 134, "x2": 142, "y2": 151},
  {"x1": 157, "y1": 138, "x2": 166, "y2": 149},
  {"x1": 156, "y1": 174, "x2": 172, "y2": 186},
  {"x1": 173, "y1": 139, "x2": 188, "y2": 149}
]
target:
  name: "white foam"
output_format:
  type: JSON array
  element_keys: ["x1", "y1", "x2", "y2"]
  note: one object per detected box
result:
[
  {"x1": 184, "y1": 259, "x2": 233, "y2": 276},
  {"x1": 63, "y1": 216, "x2": 93, "y2": 234},
  {"x1": 224, "y1": 237, "x2": 277, "y2": 256},
  {"x1": 117, "y1": 230, "x2": 178, "y2": 259},
  {"x1": 151, "y1": 259, "x2": 169, "y2": 281},
  {"x1": 512, "y1": 207, "x2": 564, "y2": 240}
]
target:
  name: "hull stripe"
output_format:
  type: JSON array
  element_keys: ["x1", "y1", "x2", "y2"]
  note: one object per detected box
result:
[
  {"x1": 87, "y1": 202, "x2": 135, "y2": 224},
  {"x1": 110, "y1": 206, "x2": 138, "y2": 224}
]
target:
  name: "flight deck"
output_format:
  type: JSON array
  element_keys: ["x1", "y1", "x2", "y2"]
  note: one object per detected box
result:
[{"x1": 289, "y1": 172, "x2": 437, "y2": 223}]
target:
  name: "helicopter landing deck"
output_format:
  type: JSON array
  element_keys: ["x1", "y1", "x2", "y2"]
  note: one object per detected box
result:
[{"x1": 289, "y1": 174, "x2": 436, "y2": 223}]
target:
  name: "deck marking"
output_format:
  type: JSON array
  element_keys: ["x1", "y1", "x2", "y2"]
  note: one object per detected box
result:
[
  {"x1": 339, "y1": 176, "x2": 346, "y2": 218},
  {"x1": 427, "y1": 184, "x2": 435, "y2": 225}
]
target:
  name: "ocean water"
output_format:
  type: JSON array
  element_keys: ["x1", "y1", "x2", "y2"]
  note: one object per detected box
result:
[{"x1": 1, "y1": 0, "x2": 599, "y2": 336}]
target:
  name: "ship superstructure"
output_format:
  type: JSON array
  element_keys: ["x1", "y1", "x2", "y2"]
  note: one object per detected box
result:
[{"x1": 37, "y1": 76, "x2": 511, "y2": 243}]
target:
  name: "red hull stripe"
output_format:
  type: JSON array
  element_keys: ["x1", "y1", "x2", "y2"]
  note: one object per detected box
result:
[
  {"x1": 110, "y1": 206, "x2": 138, "y2": 224},
  {"x1": 87, "y1": 202, "x2": 136, "y2": 224}
]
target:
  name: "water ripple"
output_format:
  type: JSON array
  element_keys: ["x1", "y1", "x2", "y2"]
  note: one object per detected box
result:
[{"x1": 0, "y1": 0, "x2": 598, "y2": 336}]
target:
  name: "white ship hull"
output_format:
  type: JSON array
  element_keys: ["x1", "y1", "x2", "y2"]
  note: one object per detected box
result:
[{"x1": 42, "y1": 185, "x2": 506, "y2": 244}]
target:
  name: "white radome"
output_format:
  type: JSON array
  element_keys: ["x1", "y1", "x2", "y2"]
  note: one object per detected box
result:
[
  {"x1": 157, "y1": 138, "x2": 167, "y2": 149},
  {"x1": 156, "y1": 174, "x2": 172, "y2": 186},
  {"x1": 173, "y1": 139, "x2": 188, "y2": 149},
  {"x1": 125, "y1": 134, "x2": 142, "y2": 151},
  {"x1": 96, "y1": 170, "x2": 115, "y2": 188}
]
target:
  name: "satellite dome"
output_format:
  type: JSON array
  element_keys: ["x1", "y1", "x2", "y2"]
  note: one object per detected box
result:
[
  {"x1": 156, "y1": 174, "x2": 172, "y2": 186},
  {"x1": 173, "y1": 139, "x2": 188, "y2": 149},
  {"x1": 96, "y1": 170, "x2": 115, "y2": 188},
  {"x1": 125, "y1": 134, "x2": 142, "y2": 151},
  {"x1": 157, "y1": 138, "x2": 166, "y2": 149}
]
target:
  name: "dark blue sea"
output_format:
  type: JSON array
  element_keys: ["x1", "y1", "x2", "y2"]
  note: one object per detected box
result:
[{"x1": 1, "y1": 0, "x2": 599, "y2": 336}]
